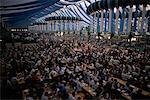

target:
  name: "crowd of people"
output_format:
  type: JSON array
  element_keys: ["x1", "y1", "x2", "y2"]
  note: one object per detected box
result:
[
  {"x1": 12, "y1": 32, "x2": 39, "y2": 43},
  {"x1": 1, "y1": 33, "x2": 150, "y2": 100}
]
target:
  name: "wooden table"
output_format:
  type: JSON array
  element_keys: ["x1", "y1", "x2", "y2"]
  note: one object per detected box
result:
[
  {"x1": 83, "y1": 86, "x2": 96, "y2": 97},
  {"x1": 75, "y1": 92, "x2": 85, "y2": 100},
  {"x1": 77, "y1": 81, "x2": 96, "y2": 97},
  {"x1": 120, "y1": 91, "x2": 132, "y2": 100},
  {"x1": 111, "y1": 77, "x2": 150, "y2": 97}
]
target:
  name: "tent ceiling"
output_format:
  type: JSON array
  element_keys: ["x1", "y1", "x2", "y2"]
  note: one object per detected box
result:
[
  {"x1": 36, "y1": 0, "x2": 93, "y2": 25},
  {"x1": 0, "y1": 0, "x2": 81, "y2": 27}
]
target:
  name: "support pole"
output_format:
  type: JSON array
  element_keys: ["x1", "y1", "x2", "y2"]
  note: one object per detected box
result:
[
  {"x1": 137, "y1": 18, "x2": 141, "y2": 32},
  {"x1": 123, "y1": 18, "x2": 126, "y2": 33},
  {"x1": 72, "y1": 20, "x2": 74, "y2": 33},
  {"x1": 65, "y1": 18, "x2": 67, "y2": 32},
  {"x1": 97, "y1": 12, "x2": 100, "y2": 33},
  {"x1": 59, "y1": 20, "x2": 60, "y2": 32},
  {"x1": 51, "y1": 21, "x2": 52, "y2": 32},
  {"x1": 100, "y1": 10, "x2": 104, "y2": 32},
  {"x1": 77, "y1": 20, "x2": 78, "y2": 32},
  {"x1": 109, "y1": 9, "x2": 112, "y2": 32},
  {"x1": 115, "y1": 8, "x2": 119, "y2": 34},
  {"x1": 133, "y1": 5, "x2": 139, "y2": 32},
  {"x1": 140, "y1": 5, "x2": 146, "y2": 35},
  {"x1": 78, "y1": 20, "x2": 80, "y2": 32},
  {"x1": 148, "y1": 17, "x2": 150, "y2": 32},
  {"x1": 145, "y1": 18, "x2": 148, "y2": 32},
  {"x1": 127, "y1": 6, "x2": 133, "y2": 34},
  {"x1": 92, "y1": 13, "x2": 94, "y2": 33},
  {"x1": 111, "y1": 9, "x2": 115, "y2": 33},
  {"x1": 54, "y1": 21, "x2": 56, "y2": 32},
  {"x1": 70, "y1": 20, "x2": 72, "y2": 32},
  {"x1": 104, "y1": 10, "x2": 107, "y2": 32},
  {"x1": 75, "y1": 20, "x2": 77, "y2": 34},
  {"x1": 94, "y1": 12, "x2": 97, "y2": 34},
  {"x1": 120, "y1": 7, "x2": 125, "y2": 32},
  {"x1": 55, "y1": 20, "x2": 57, "y2": 32}
]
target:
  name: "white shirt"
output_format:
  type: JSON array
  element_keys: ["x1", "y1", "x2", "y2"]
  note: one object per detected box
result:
[
  {"x1": 59, "y1": 67, "x2": 66, "y2": 75},
  {"x1": 75, "y1": 66, "x2": 81, "y2": 72}
]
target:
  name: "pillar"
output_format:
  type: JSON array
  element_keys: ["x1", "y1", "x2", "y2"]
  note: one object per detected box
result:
[
  {"x1": 43, "y1": 24, "x2": 45, "y2": 32},
  {"x1": 35, "y1": 26, "x2": 37, "y2": 31},
  {"x1": 127, "y1": 6, "x2": 133, "y2": 34},
  {"x1": 77, "y1": 20, "x2": 78, "y2": 33},
  {"x1": 40, "y1": 24, "x2": 43, "y2": 32},
  {"x1": 60, "y1": 20, "x2": 62, "y2": 32},
  {"x1": 70, "y1": 20, "x2": 72, "y2": 32},
  {"x1": 104, "y1": 10, "x2": 107, "y2": 32},
  {"x1": 76, "y1": 20, "x2": 78, "y2": 32},
  {"x1": 145, "y1": 18, "x2": 148, "y2": 32},
  {"x1": 64, "y1": 20, "x2": 65, "y2": 32},
  {"x1": 59, "y1": 20, "x2": 61, "y2": 32},
  {"x1": 55, "y1": 20, "x2": 57, "y2": 32},
  {"x1": 38, "y1": 25, "x2": 40, "y2": 32},
  {"x1": 97, "y1": 12, "x2": 100, "y2": 33},
  {"x1": 120, "y1": 7, "x2": 125, "y2": 32},
  {"x1": 49, "y1": 22, "x2": 51, "y2": 32},
  {"x1": 43, "y1": 24, "x2": 46, "y2": 32},
  {"x1": 115, "y1": 8, "x2": 119, "y2": 34},
  {"x1": 123, "y1": 18, "x2": 126, "y2": 32},
  {"x1": 32, "y1": 25, "x2": 37, "y2": 31},
  {"x1": 63, "y1": 20, "x2": 65, "y2": 32},
  {"x1": 41, "y1": 24, "x2": 43, "y2": 32},
  {"x1": 68, "y1": 20, "x2": 70, "y2": 33},
  {"x1": 40, "y1": 25, "x2": 42, "y2": 32},
  {"x1": 56, "y1": 20, "x2": 58, "y2": 32},
  {"x1": 148, "y1": 17, "x2": 150, "y2": 32},
  {"x1": 65, "y1": 20, "x2": 67, "y2": 32},
  {"x1": 126, "y1": 17, "x2": 128, "y2": 33},
  {"x1": 92, "y1": 13, "x2": 94, "y2": 33},
  {"x1": 100, "y1": 10, "x2": 104, "y2": 32},
  {"x1": 133, "y1": 5, "x2": 139, "y2": 32},
  {"x1": 94, "y1": 12, "x2": 97, "y2": 33},
  {"x1": 140, "y1": 5, "x2": 146, "y2": 34},
  {"x1": 46, "y1": 24, "x2": 48, "y2": 32},
  {"x1": 31, "y1": 26, "x2": 32, "y2": 31},
  {"x1": 78, "y1": 20, "x2": 80, "y2": 31},
  {"x1": 37, "y1": 25, "x2": 39, "y2": 32},
  {"x1": 75, "y1": 20, "x2": 77, "y2": 33},
  {"x1": 112, "y1": 9, "x2": 115, "y2": 33},
  {"x1": 53, "y1": 21, "x2": 55, "y2": 32},
  {"x1": 109, "y1": 9, "x2": 112, "y2": 32},
  {"x1": 137, "y1": 17, "x2": 141, "y2": 32},
  {"x1": 90, "y1": 15, "x2": 93, "y2": 33},
  {"x1": 72, "y1": 20, "x2": 74, "y2": 32},
  {"x1": 38, "y1": 25, "x2": 39, "y2": 31},
  {"x1": 54, "y1": 21, "x2": 56, "y2": 32},
  {"x1": 50, "y1": 22, "x2": 52, "y2": 32},
  {"x1": 51, "y1": 21, "x2": 52, "y2": 32},
  {"x1": 36, "y1": 25, "x2": 37, "y2": 31}
]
